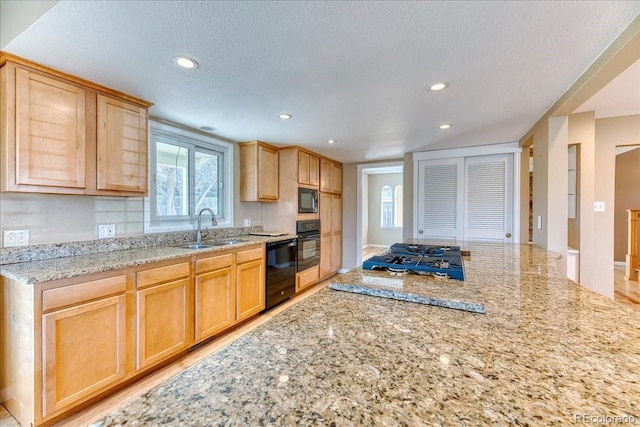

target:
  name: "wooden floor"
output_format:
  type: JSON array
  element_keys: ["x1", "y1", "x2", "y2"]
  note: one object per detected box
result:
[
  {"x1": 2, "y1": 263, "x2": 638, "y2": 426},
  {"x1": 1, "y1": 404, "x2": 17, "y2": 427},
  {"x1": 614, "y1": 265, "x2": 640, "y2": 310},
  {"x1": 361, "y1": 245, "x2": 389, "y2": 260}
]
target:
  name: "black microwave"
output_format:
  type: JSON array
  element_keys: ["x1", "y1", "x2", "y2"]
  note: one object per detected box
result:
[{"x1": 298, "y1": 187, "x2": 318, "y2": 213}]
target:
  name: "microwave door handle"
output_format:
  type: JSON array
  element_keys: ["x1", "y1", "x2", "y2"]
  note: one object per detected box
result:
[{"x1": 313, "y1": 192, "x2": 318, "y2": 211}]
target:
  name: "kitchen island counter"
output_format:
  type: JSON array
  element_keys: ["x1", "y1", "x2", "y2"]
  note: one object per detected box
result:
[{"x1": 94, "y1": 241, "x2": 640, "y2": 426}]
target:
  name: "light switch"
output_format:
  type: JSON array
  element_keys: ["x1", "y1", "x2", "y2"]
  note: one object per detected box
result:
[{"x1": 593, "y1": 201, "x2": 605, "y2": 212}]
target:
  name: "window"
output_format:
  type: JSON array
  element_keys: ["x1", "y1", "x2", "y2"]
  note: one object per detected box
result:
[
  {"x1": 380, "y1": 184, "x2": 403, "y2": 227},
  {"x1": 146, "y1": 121, "x2": 233, "y2": 231}
]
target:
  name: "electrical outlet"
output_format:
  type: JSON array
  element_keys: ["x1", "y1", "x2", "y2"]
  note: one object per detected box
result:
[
  {"x1": 244, "y1": 219, "x2": 251, "y2": 227},
  {"x1": 593, "y1": 201, "x2": 605, "y2": 212},
  {"x1": 98, "y1": 224, "x2": 116, "y2": 239},
  {"x1": 3, "y1": 229, "x2": 29, "y2": 247}
]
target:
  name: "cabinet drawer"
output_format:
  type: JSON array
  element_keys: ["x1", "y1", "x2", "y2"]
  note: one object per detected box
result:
[
  {"x1": 196, "y1": 254, "x2": 233, "y2": 274},
  {"x1": 296, "y1": 266, "x2": 319, "y2": 292},
  {"x1": 42, "y1": 275, "x2": 126, "y2": 312},
  {"x1": 236, "y1": 247, "x2": 263, "y2": 264},
  {"x1": 136, "y1": 262, "x2": 190, "y2": 289}
]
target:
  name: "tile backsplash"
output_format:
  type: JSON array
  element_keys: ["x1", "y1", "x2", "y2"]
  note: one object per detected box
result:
[{"x1": 0, "y1": 193, "x2": 144, "y2": 245}]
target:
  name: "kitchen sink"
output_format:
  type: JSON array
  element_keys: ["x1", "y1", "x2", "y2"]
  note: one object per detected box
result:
[
  {"x1": 212, "y1": 238, "x2": 248, "y2": 245},
  {"x1": 178, "y1": 238, "x2": 248, "y2": 249},
  {"x1": 178, "y1": 243, "x2": 215, "y2": 249}
]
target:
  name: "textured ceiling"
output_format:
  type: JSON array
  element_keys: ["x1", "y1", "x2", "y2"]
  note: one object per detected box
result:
[{"x1": 3, "y1": 1, "x2": 640, "y2": 163}]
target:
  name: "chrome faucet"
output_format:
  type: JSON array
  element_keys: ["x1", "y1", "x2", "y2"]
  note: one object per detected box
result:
[{"x1": 196, "y1": 208, "x2": 217, "y2": 243}]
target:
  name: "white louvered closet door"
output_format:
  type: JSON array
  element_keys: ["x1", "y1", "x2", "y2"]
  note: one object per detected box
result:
[
  {"x1": 464, "y1": 154, "x2": 513, "y2": 241},
  {"x1": 416, "y1": 158, "x2": 464, "y2": 238},
  {"x1": 416, "y1": 153, "x2": 514, "y2": 241}
]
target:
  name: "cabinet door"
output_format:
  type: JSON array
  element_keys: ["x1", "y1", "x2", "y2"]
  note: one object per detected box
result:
[
  {"x1": 332, "y1": 195, "x2": 342, "y2": 233},
  {"x1": 331, "y1": 232, "x2": 342, "y2": 272},
  {"x1": 319, "y1": 191, "x2": 334, "y2": 278},
  {"x1": 15, "y1": 68, "x2": 86, "y2": 188},
  {"x1": 298, "y1": 151, "x2": 310, "y2": 185},
  {"x1": 319, "y1": 234, "x2": 333, "y2": 278},
  {"x1": 236, "y1": 259, "x2": 265, "y2": 321},
  {"x1": 331, "y1": 163, "x2": 342, "y2": 194},
  {"x1": 136, "y1": 279, "x2": 188, "y2": 369},
  {"x1": 320, "y1": 159, "x2": 332, "y2": 192},
  {"x1": 97, "y1": 95, "x2": 148, "y2": 193},
  {"x1": 195, "y1": 267, "x2": 235, "y2": 342},
  {"x1": 320, "y1": 192, "x2": 333, "y2": 236},
  {"x1": 331, "y1": 195, "x2": 342, "y2": 272},
  {"x1": 309, "y1": 154, "x2": 319, "y2": 186},
  {"x1": 42, "y1": 294, "x2": 125, "y2": 416},
  {"x1": 257, "y1": 144, "x2": 279, "y2": 200}
]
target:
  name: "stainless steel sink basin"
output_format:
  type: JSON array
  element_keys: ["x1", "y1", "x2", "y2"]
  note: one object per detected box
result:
[
  {"x1": 211, "y1": 239, "x2": 247, "y2": 246},
  {"x1": 178, "y1": 243, "x2": 215, "y2": 249},
  {"x1": 178, "y1": 238, "x2": 248, "y2": 249}
]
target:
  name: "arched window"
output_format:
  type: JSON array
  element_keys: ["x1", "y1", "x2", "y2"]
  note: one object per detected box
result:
[{"x1": 381, "y1": 184, "x2": 403, "y2": 227}]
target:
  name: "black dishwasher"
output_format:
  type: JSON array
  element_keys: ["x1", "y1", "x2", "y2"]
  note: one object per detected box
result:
[{"x1": 265, "y1": 239, "x2": 297, "y2": 310}]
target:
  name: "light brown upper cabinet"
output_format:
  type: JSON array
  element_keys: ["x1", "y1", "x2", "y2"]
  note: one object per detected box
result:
[
  {"x1": 320, "y1": 158, "x2": 342, "y2": 194},
  {"x1": 298, "y1": 150, "x2": 319, "y2": 187},
  {"x1": 239, "y1": 140, "x2": 279, "y2": 202},
  {"x1": 97, "y1": 95, "x2": 148, "y2": 192},
  {"x1": 14, "y1": 68, "x2": 87, "y2": 189},
  {"x1": 0, "y1": 52, "x2": 152, "y2": 196}
]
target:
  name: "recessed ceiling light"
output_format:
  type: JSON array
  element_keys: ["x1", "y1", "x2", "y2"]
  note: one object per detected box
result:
[
  {"x1": 278, "y1": 113, "x2": 292, "y2": 120},
  {"x1": 173, "y1": 56, "x2": 198, "y2": 69},
  {"x1": 327, "y1": 139, "x2": 337, "y2": 144},
  {"x1": 439, "y1": 124, "x2": 453, "y2": 129},
  {"x1": 429, "y1": 82, "x2": 448, "y2": 91},
  {"x1": 200, "y1": 126, "x2": 217, "y2": 132}
]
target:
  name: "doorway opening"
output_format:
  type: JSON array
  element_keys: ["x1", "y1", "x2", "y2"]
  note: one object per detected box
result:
[
  {"x1": 613, "y1": 144, "x2": 640, "y2": 309},
  {"x1": 357, "y1": 162, "x2": 404, "y2": 266}
]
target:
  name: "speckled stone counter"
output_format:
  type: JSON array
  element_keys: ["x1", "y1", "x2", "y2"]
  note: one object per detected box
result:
[
  {"x1": 0, "y1": 235, "x2": 296, "y2": 284},
  {"x1": 94, "y1": 241, "x2": 640, "y2": 426}
]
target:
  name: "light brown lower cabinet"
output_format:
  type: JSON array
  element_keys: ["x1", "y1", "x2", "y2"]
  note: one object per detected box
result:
[
  {"x1": 296, "y1": 265, "x2": 319, "y2": 292},
  {"x1": 1, "y1": 245, "x2": 267, "y2": 426},
  {"x1": 319, "y1": 192, "x2": 342, "y2": 278},
  {"x1": 136, "y1": 279, "x2": 189, "y2": 369},
  {"x1": 236, "y1": 247, "x2": 265, "y2": 321},
  {"x1": 41, "y1": 277, "x2": 127, "y2": 418},
  {"x1": 194, "y1": 253, "x2": 235, "y2": 342},
  {"x1": 135, "y1": 261, "x2": 191, "y2": 370}
]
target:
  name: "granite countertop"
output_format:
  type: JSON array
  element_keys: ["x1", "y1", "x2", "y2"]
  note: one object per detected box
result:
[
  {"x1": 0, "y1": 234, "x2": 297, "y2": 284},
  {"x1": 94, "y1": 240, "x2": 640, "y2": 426}
]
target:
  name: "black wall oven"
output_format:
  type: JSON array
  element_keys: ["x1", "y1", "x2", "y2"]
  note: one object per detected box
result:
[{"x1": 296, "y1": 219, "x2": 320, "y2": 272}]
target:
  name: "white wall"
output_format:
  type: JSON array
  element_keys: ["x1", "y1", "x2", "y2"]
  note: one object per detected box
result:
[
  {"x1": 547, "y1": 116, "x2": 569, "y2": 273},
  {"x1": 0, "y1": 193, "x2": 144, "y2": 245},
  {"x1": 403, "y1": 153, "x2": 414, "y2": 240},
  {"x1": 532, "y1": 119, "x2": 549, "y2": 248},
  {"x1": 342, "y1": 163, "x2": 358, "y2": 270},
  {"x1": 361, "y1": 172, "x2": 369, "y2": 247},
  {"x1": 1, "y1": 0, "x2": 58, "y2": 48}
]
